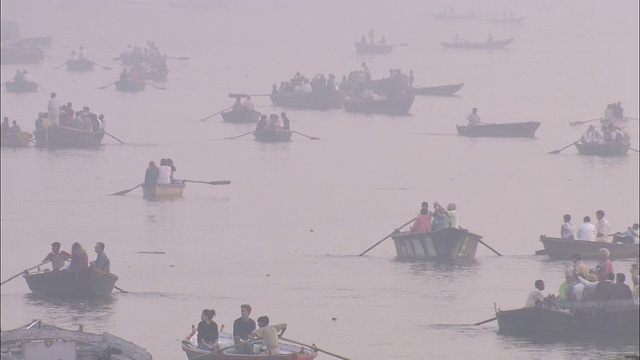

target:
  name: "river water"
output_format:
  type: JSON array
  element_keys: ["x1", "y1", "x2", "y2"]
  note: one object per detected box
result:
[{"x1": 1, "y1": 0, "x2": 639, "y2": 359}]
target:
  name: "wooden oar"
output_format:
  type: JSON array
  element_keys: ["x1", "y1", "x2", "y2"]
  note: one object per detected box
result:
[
  {"x1": 534, "y1": 249, "x2": 547, "y2": 255},
  {"x1": 280, "y1": 337, "x2": 350, "y2": 360},
  {"x1": 166, "y1": 56, "x2": 189, "y2": 60},
  {"x1": 53, "y1": 63, "x2": 67, "y2": 69},
  {"x1": 105, "y1": 131, "x2": 124, "y2": 144},
  {"x1": 93, "y1": 62, "x2": 112, "y2": 70},
  {"x1": 292, "y1": 130, "x2": 319, "y2": 140},
  {"x1": 33, "y1": 82, "x2": 46, "y2": 91},
  {"x1": 114, "y1": 285, "x2": 130, "y2": 293},
  {"x1": 625, "y1": 117, "x2": 639, "y2": 121},
  {"x1": 1, "y1": 260, "x2": 51, "y2": 285},
  {"x1": 248, "y1": 93, "x2": 271, "y2": 97},
  {"x1": 179, "y1": 180, "x2": 231, "y2": 186},
  {"x1": 144, "y1": 82, "x2": 166, "y2": 90},
  {"x1": 225, "y1": 130, "x2": 255, "y2": 140},
  {"x1": 98, "y1": 81, "x2": 116, "y2": 89},
  {"x1": 473, "y1": 317, "x2": 496, "y2": 326},
  {"x1": 110, "y1": 184, "x2": 142, "y2": 196},
  {"x1": 200, "y1": 107, "x2": 233, "y2": 121},
  {"x1": 630, "y1": 147, "x2": 639, "y2": 153},
  {"x1": 477, "y1": 239, "x2": 502, "y2": 256},
  {"x1": 358, "y1": 217, "x2": 416, "y2": 256},
  {"x1": 549, "y1": 140, "x2": 579, "y2": 154},
  {"x1": 569, "y1": 117, "x2": 602, "y2": 126}
]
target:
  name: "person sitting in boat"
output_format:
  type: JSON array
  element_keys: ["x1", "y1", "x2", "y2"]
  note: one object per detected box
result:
[
  {"x1": 90, "y1": 242, "x2": 110, "y2": 273},
  {"x1": 256, "y1": 115, "x2": 268, "y2": 132},
  {"x1": 34, "y1": 113, "x2": 45, "y2": 131},
  {"x1": 466, "y1": 108, "x2": 483, "y2": 126},
  {"x1": 68, "y1": 242, "x2": 89, "y2": 270},
  {"x1": 90, "y1": 114, "x2": 101, "y2": 132},
  {"x1": 251, "y1": 316, "x2": 286, "y2": 355},
  {"x1": 431, "y1": 209, "x2": 446, "y2": 231},
  {"x1": 145, "y1": 161, "x2": 159, "y2": 185},
  {"x1": 613, "y1": 223, "x2": 639, "y2": 244},
  {"x1": 572, "y1": 253, "x2": 590, "y2": 279},
  {"x1": 43, "y1": 242, "x2": 71, "y2": 271},
  {"x1": 592, "y1": 248, "x2": 614, "y2": 282},
  {"x1": 232, "y1": 96, "x2": 243, "y2": 111},
  {"x1": 281, "y1": 112, "x2": 290, "y2": 130},
  {"x1": 13, "y1": 69, "x2": 24, "y2": 82},
  {"x1": 98, "y1": 114, "x2": 106, "y2": 130},
  {"x1": 22, "y1": 70, "x2": 32, "y2": 83},
  {"x1": 410, "y1": 208, "x2": 432, "y2": 233},
  {"x1": 119, "y1": 69, "x2": 129, "y2": 81},
  {"x1": 580, "y1": 125, "x2": 598, "y2": 144},
  {"x1": 525, "y1": 280, "x2": 553, "y2": 307},
  {"x1": 82, "y1": 114, "x2": 93, "y2": 131},
  {"x1": 558, "y1": 270, "x2": 584, "y2": 301},
  {"x1": 434, "y1": 202, "x2": 458, "y2": 228},
  {"x1": 157, "y1": 159, "x2": 172, "y2": 185},
  {"x1": 595, "y1": 210, "x2": 611, "y2": 243},
  {"x1": 577, "y1": 272, "x2": 615, "y2": 301},
  {"x1": 129, "y1": 67, "x2": 140, "y2": 81},
  {"x1": 70, "y1": 50, "x2": 78, "y2": 61},
  {"x1": 576, "y1": 216, "x2": 596, "y2": 241},
  {"x1": 301, "y1": 79, "x2": 312, "y2": 93},
  {"x1": 268, "y1": 114, "x2": 280, "y2": 129},
  {"x1": 197, "y1": 309, "x2": 219, "y2": 351},
  {"x1": 167, "y1": 158, "x2": 177, "y2": 182},
  {"x1": 561, "y1": 214, "x2": 575, "y2": 239},
  {"x1": 271, "y1": 84, "x2": 279, "y2": 95},
  {"x1": 611, "y1": 273, "x2": 633, "y2": 300},
  {"x1": 9, "y1": 120, "x2": 21, "y2": 134},
  {"x1": 233, "y1": 304, "x2": 256, "y2": 354},
  {"x1": 1, "y1": 117, "x2": 10, "y2": 134},
  {"x1": 360, "y1": 35, "x2": 366, "y2": 44}
]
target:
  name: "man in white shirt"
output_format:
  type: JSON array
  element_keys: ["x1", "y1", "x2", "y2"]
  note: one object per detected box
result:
[
  {"x1": 595, "y1": 210, "x2": 611, "y2": 243},
  {"x1": 301, "y1": 80, "x2": 312, "y2": 93},
  {"x1": 243, "y1": 96, "x2": 254, "y2": 110},
  {"x1": 466, "y1": 108, "x2": 483, "y2": 126},
  {"x1": 525, "y1": 280, "x2": 546, "y2": 307},
  {"x1": 47, "y1": 92, "x2": 59, "y2": 126},
  {"x1": 576, "y1": 216, "x2": 596, "y2": 241},
  {"x1": 157, "y1": 159, "x2": 172, "y2": 184},
  {"x1": 23, "y1": 70, "x2": 32, "y2": 82},
  {"x1": 561, "y1": 214, "x2": 575, "y2": 239},
  {"x1": 78, "y1": 46, "x2": 87, "y2": 60}
]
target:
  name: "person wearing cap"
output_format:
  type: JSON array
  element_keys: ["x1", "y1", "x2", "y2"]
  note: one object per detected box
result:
[
  {"x1": 48, "y1": 92, "x2": 59, "y2": 126},
  {"x1": 434, "y1": 201, "x2": 458, "y2": 229},
  {"x1": 233, "y1": 304, "x2": 256, "y2": 354},
  {"x1": 43, "y1": 242, "x2": 71, "y2": 271},
  {"x1": 251, "y1": 316, "x2": 286, "y2": 355},
  {"x1": 90, "y1": 242, "x2": 110, "y2": 273},
  {"x1": 280, "y1": 112, "x2": 290, "y2": 130}
]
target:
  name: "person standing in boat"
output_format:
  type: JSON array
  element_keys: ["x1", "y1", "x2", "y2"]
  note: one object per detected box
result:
[
  {"x1": 119, "y1": 69, "x2": 129, "y2": 81},
  {"x1": 434, "y1": 202, "x2": 459, "y2": 229},
  {"x1": 251, "y1": 316, "x2": 286, "y2": 355},
  {"x1": 233, "y1": 304, "x2": 256, "y2": 354},
  {"x1": 157, "y1": 159, "x2": 172, "y2": 185},
  {"x1": 410, "y1": 208, "x2": 432, "y2": 233},
  {"x1": 280, "y1": 112, "x2": 290, "y2": 130},
  {"x1": 144, "y1": 161, "x2": 159, "y2": 185},
  {"x1": 561, "y1": 214, "x2": 575, "y2": 239},
  {"x1": 595, "y1": 210, "x2": 611, "y2": 242},
  {"x1": 197, "y1": 309, "x2": 219, "y2": 351},
  {"x1": 576, "y1": 216, "x2": 596, "y2": 241},
  {"x1": 368, "y1": 29, "x2": 375, "y2": 45},
  {"x1": 68, "y1": 242, "x2": 89, "y2": 269},
  {"x1": 1, "y1": 117, "x2": 10, "y2": 134},
  {"x1": 90, "y1": 242, "x2": 110, "y2": 273},
  {"x1": 47, "y1": 92, "x2": 59, "y2": 126},
  {"x1": 43, "y1": 242, "x2": 71, "y2": 271},
  {"x1": 466, "y1": 108, "x2": 483, "y2": 126}
]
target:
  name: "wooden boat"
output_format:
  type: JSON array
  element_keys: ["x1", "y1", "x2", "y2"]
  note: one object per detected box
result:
[
  {"x1": 1, "y1": 319, "x2": 153, "y2": 360},
  {"x1": 0, "y1": 46, "x2": 44, "y2": 64},
  {"x1": 115, "y1": 79, "x2": 146, "y2": 92},
  {"x1": 13, "y1": 36, "x2": 53, "y2": 48},
  {"x1": 66, "y1": 58, "x2": 95, "y2": 71},
  {"x1": 368, "y1": 76, "x2": 408, "y2": 97},
  {"x1": 440, "y1": 38, "x2": 514, "y2": 49},
  {"x1": 539, "y1": 235, "x2": 639, "y2": 260},
  {"x1": 487, "y1": 16, "x2": 525, "y2": 24},
  {"x1": 23, "y1": 267, "x2": 118, "y2": 298},
  {"x1": 1, "y1": 132, "x2": 32, "y2": 147},
  {"x1": 411, "y1": 83, "x2": 464, "y2": 96},
  {"x1": 574, "y1": 141, "x2": 631, "y2": 156},
  {"x1": 558, "y1": 300, "x2": 639, "y2": 337},
  {"x1": 354, "y1": 42, "x2": 394, "y2": 54},
  {"x1": 391, "y1": 227, "x2": 482, "y2": 261},
  {"x1": 270, "y1": 90, "x2": 345, "y2": 110},
  {"x1": 254, "y1": 128, "x2": 293, "y2": 142},
  {"x1": 456, "y1": 121, "x2": 541, "y2": 137},
  {"x1": 5, "y1": 81, "x2": 38, "y2": 93},
  {"x1": 496, "y1": 305, "x2": 577, "y2": 336},
  {"x1": 142, "y1": 182, "x2": 186, "y2": 200},
  {"x1": 221, "y1": 108, "x2": 261, "y2": 123},
  {"x1": 114, "y1": 52, "x2": 150, "y2": 65},
  {"x1": 33, "y1": 125, "x2": 105, "y2": 149},
  {"x1": 344, "y1": 94, "x2": 415, "y2": 115},
  {"x1": 430, "y1": 12, "x2": 482, "y2": 20},
  {"x1": 182, "y1": 331, "x2": 317, "y2": 360}
]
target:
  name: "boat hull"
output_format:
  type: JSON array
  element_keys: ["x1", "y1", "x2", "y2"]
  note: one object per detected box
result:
[
  {"x1": 430, "y1": 13, "x2": 482, "y2": 20},
  {"x1": 1, "y1": 132, "x2": 32, "y2": 147},
  {"x1": 5, "y1": 81, "x2": 38, "y2": 93},
  {"x1": 0, "y1": 46, "x2": 44, "y2": 64},
  {"x1": 344, "y1": 95, "x2": 415, "y2": 115},
  {"x1": 539, "y1": 235, "x2": 639, "y2": 260},
  {"x1": 115, "y1": 79, "x2": 146, "y2": 92},
  {"x1": 496, "y1": 306, "x2": 577, "y2": 336},
  {"x1": 354, "y1": 42, "x2": 394, "y2": 54},
  {"x1": 142, "y1": 182, "x2": 186, "y2": 200},
  {"x1": 411, "y1": 83, "x2": 463, "y2": 96},
  {"x1": 66, "y1": 59, "x2": 95, "y2": 71},
  {"x1": 23, "y1": 267, "x2": 118, "y2": 298},
  {"x1": 440, "y1": 38, "x2": 514, "y2": 49},
  {"x1": 34, "y1": 126, "x2": 105, "y2": 148},
  {"x1": 456, "y1": 121, "x2": 541, "y2": 137},
  {"x1": 221, "y1": 109, "x2": 261, "y2": 123},
  {"x1": 391, "y1": 227, "x2": 482, "y2": 261},
  {"x1": 270, "y1": 91, "x2": 345, "y2": 110},
  {"x1": 254, "y1": 129, "x2": 293, "y2": 142},
  {"x1": 575, "y1": 142, "x2": 630, "y2": 156},
  {"x1": 559, "y1": 300, "x2": 639, "y2": 337}
]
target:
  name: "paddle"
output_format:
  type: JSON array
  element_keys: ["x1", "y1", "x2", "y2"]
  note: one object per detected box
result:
[
  {"x1": 292, "y1": 130, "x2": 319, "y2": 140},
  {"x1": 248, "y1": 93, "x2": 271, "y2": 97},
  {"x1": 630, "y1": 148, "x2": 639, "y2": 153},
  {"x1": 166, "y1": 56, "x2": 189, "y2": 60},
  {"x1": 53, "y1": 63, "x2": 67, "y2": 70},
  {"x1": 33, "y1": 82, "x2": 46, "y2": 91},
  {"x1": 105, "y1": 131, "x2": 125, "y2": 144},
  {"x1": 280, "y1": 337, "x2": 350, "y2": 360},
  {"x1": 93, "y1": 62, "x2": 112, "y2": 70},
  {"x1": 625, "y1": 117, "x2": 639, "y2": 121},
  {"x1": 143, "y1": 82, "x2": 166, "y2": 90},
  {"x1": 473, "y1": 317, "x2": 496, "y2": 326},
  {"x1": 1, "y1": 260, "x2": 51, "y2": 285},
  {"x1": 549, "y1": 140, "x2": 579, "y2": 154},
  {"x1": 569, "y1": 117, "x2": 602, "y2": 126},
  {"x1": 225, "y1": 130, "x2": 255, "y2": 140},
  {"x1": 179, "y1": 180, "x2": 231, "y2": 186},
  {"x1": 459, "y1": 227, "x2": 503, "y2": 256},
  {"x1": 358, "y1": 217, "x2": 416, "y2": 256},
  {"x1": 98, "y1": 81, "x2": 116, "y2": 90},
  {"x1": 200, "y1": 107, "x2": 233, "y2": 121},
  {"x1": 114, "y1": 285, "x2": 130, "y2": 293},
  {"x1": 110, "y1": 184, "x2": 142, "y2": 196}
]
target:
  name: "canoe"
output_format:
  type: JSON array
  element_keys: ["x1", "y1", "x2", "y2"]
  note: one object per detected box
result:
[
  {"x1": 0, "y1": 46, "x2": 44, "y2": 64},
  {"x1": 574, "y1": 141, "x2": 630, "y2": 156},
  {"x1": 115, "y1": 79, "x2": 146, "y2": 92},
  {"x1": 221, "y1": 108, "x2": 261, "y2": 123},
  {"x1": 66, "y1": 58, "x2": 95, "y2": 71},
  {"x1": 487, "y1": 17, "x2": 525, "y2": 24},
  {"x1": 254, "y1": 128, "x2": 293, "y2": 142},
  {"x1": 496, "y1": 305, "x2": 577, "y2": 336},
  {"x1": 343, "y1": 94, "x2": 415, "y2": 115},
  {"x1": 558, "y1": 300, "x2": 639, "y2": 337},
  {"x1": 354, "y1": 42, "x2": 394, "y2": 54},
  {"x1": 5, "y1": 81, "x2": 38, "y2": 93},
  {"x1": 430, "y1": 13, "x2": 482, "y2": 20},
  {"x1": 1, "y1": 132, "x2": 32, "y2": 147},
  {"x1": 391, "y1": 227, "x2": 482, "y2": 261},
  {"x1": 411, "y1": 83, "x2": 464, "y2": 96},
  {"x1": 440, "y1": 38, "x2": 514, "y2": 49},
  {"x1": 142, "y1": 182, "x2": 186, "y2": 200},
  {"x1": 539, "y1": 235, "x2": 639, "y2": 260},
  {"x1": 23, "y1": 267, "x2": 118, "y2": 298},
  {"x1": 1, "y1": 320, "x2": 153, "y2": 360},
  {"x1": 182, "y1": 331, "x2": 318, "y2": 360},
  {"x1": 270, "y1": 90, "x2": 345, "y2": 110},
  {"x1": 33, "y1": 125, "x2": 105, "y2": 148},
  {"x1": 456, "y1": 121, "x2": 541, "y2": 137}
]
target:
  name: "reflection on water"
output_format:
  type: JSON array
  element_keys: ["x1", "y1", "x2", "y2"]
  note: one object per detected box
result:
[{"x1": 23, "y1": 294, "x2": 116, "y2": 330}]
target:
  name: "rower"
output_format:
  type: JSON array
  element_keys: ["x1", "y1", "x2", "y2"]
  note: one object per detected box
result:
[
  {"x1": 157, "y1": 159, "x2": 172, "y2": 184},
  {"x1": 613, "y1": 223, "x2": 639, "y2": 244},
  {"x1": 251, "y1": 316, "x2": 286, "y2": 355},
  {"x1": 43, "y1": 242, "x2": 71, "y2": 271},
  {"x1": 525, "y1": 280, "x2": 546, "y2": 307},
  {"x1": 281, "y1": 112, "x2": 290, "y2": 130},
  {"x1": 434, "y1": 202, "x2": 458, "y2": 228},
  {"x1": 9, "y1": 120, "x2": 21, "y2": 134},
  {"x1": 256, "y1": 115, "x2": 268, "y2": 132},
  {"x1": 466, "y1": 108, "x2": 482, "y2": 126},
  {"x1": 14, "y1": 69, "x2": 24, "y2": 82},
  {"x1": 269, "y1": 114, "x2": 280, "y2": 129},
  {"x1": 145, "y1": 161, "x2": 159, "y2": 185},
  {"x1": 232, "y1": 96, "x2": 243, "y2": 111}
]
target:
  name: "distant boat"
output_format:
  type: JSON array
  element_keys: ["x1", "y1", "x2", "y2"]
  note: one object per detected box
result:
[
  {"x1": 391, "y1": 227, "x2": 483, "y2": 261},
  {"x1": 430, "y1": 12, "x2": 482, "y2": 20},
  {"x1": 343, "y1": 94, "x2": 415, "y2": 115},
  {"x1": 456, "y1": 121, "x2": 541, "y2": 138},
  {"x1": 574, "y1": 141, "x2": 631, "y2": 156},
  {"x1": 440, "y1": 38, "x2": 514, "y2": 49},
  {"x1": 24, "y1": 267, "x2": 118, "y2": 298},
  {"x1": 354, "y1": 41, "x2": 407, "y2": 55},
  {"x1": 221, "y1": 108, "x2": 261, "y2": 123},
  {"x1": 487, "y1": 16, "x2": 525, "y2": 24},
  {"x1": 33, "y1": 125, "x2": 105, "y2": 149},
  {"x1": 411, "y1": 83, "x2": 463, "y2": 96},
  {"x1": 5, "y1": 80, "x2": 38, "y2": 93},
  {"x1": 496, "y1": 305, "x2": 578, "y2": 336},
  {"x1": 254, "y1": 128, "x2": 293, "y2": 142},
  {"x1": 539, "y1": 235, "x2": 639, "y2": 260}
]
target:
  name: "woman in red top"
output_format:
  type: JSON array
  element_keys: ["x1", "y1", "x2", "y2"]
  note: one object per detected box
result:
[
  {"x1": 410, "y1": 208, "x2": 432, "y2": 233},
  {"x1": 69, "y1": 242, "x2": 89, "y2": 269}
]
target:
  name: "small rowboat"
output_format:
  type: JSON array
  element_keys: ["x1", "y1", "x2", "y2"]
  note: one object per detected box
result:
[
  {"x1": 33, "y1": 125, "x2": 105, "y2": 148},
  {"x1": 142, "y1": 182, "x2": 186, "y2": 200},
  {"x1": 221, "y1": 108, "x2": 261, "y2": 123},
  {"x1": 411, "y1": 83, "x2": 464, "y2": 96},
  {"x1": 440, "y1": 38, "x2": 514, "y2": 49},
  {"x1": 23, "y1": 267, "x2": 118, "y2": 298},
  {"x1": 1, "y1": 132, "x2": 32, "y2": 147},
  {"x1": 456, "y1": 121, "x2": 541, "y2": 138},
  {"x1": 115, "y1": 79, "x2": 146, "y2": 92},
  {"x1": 182, "y1": 331, "x2": 318, "y2": 360},
  {"x1": 496, "y1": 305, "x2": 577, "y2": 336},
  {"x1": 354, "y1": 42, "x2": 395, "y2": 54},
  {"x1": 343, "y1": 94, "x2": 415, "y2": 115},
  {"x1": 539, "y1": 235, "x2": 639, "y2": 260},
  {"x1": 574, "y1": 141, "x2": 631, "y2": 156},
  {"x1": 391, "y1": 227, "x2": 482, "y2": 261},
  {"x1": 254, "y1": 128, "x2": 293, "y2": 142},
  {"x1": 0, "y1": 46, "x2": 44, "y2": 64},
  {"x1": 270, "y1": 90, "x2": 345, "y2": 110},
  {"x1": 487, "y1": 16, "x2": 525, "y2": 24},
  {"x1": 66, "y1": 58, "x2": 95, "y2": 71},
  {"x1": 5, "y1": 80, "x2": 38, "y2": 93},
  {"x1": 430, "y1": 12, "x2": 482, "y2": 20}
]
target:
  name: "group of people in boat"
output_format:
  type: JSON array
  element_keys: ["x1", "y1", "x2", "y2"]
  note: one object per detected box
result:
[
  {"x1": 35, "y1": 93, "x2": 106, "y2": 133},
  {"x1": 42, "y1": 241, "x2": 110, "y2": 273},
  {"x1": 232, "y1": 96, "x2": 254, "y2": 111},
  {"x1": 409, "y1": 201, "x2": 459, "y2": 233},
  {"x1": 145, "y1": 158, "x2": 178, "y2": 185},
  {"x1": 11, "y1": 69, "x2": 34, "y2": 83},
  {"x1": 560, "y1": 211, "x2": 638, "y2": 244},
  {"x1": 359, "y1": 29, "x2": 387, "y2": 46},
  {"x1": 579, "y1": 102, "x2": 630, "y2": 145},
  {"x1": 272, "y1": 72, "x2": 340, "y2": 95},
  {"x1": 527, "y1": 250, "x2": 639, "y2": 306},
  {"x1": 194, "y1": 304, "x2": 287, "y2": 355},
  {"x1": 344, "y1": 64, "x2": 413, "y2": 99},
  {"x1": 68, "y1": 45, "x2": 87, "y2": 61},
  {"x1": 255, "y1": 113, "x2": 290, "y2": 132},
  {"x1": 119, "y1": 41, "x2": 163, "y2": 60},
  {"x1": 1, "y1": 116, "x2": 23, "y2": 135},
  {"x1": 119, "y1": 68, "x2": 141, "y2": 81}
]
